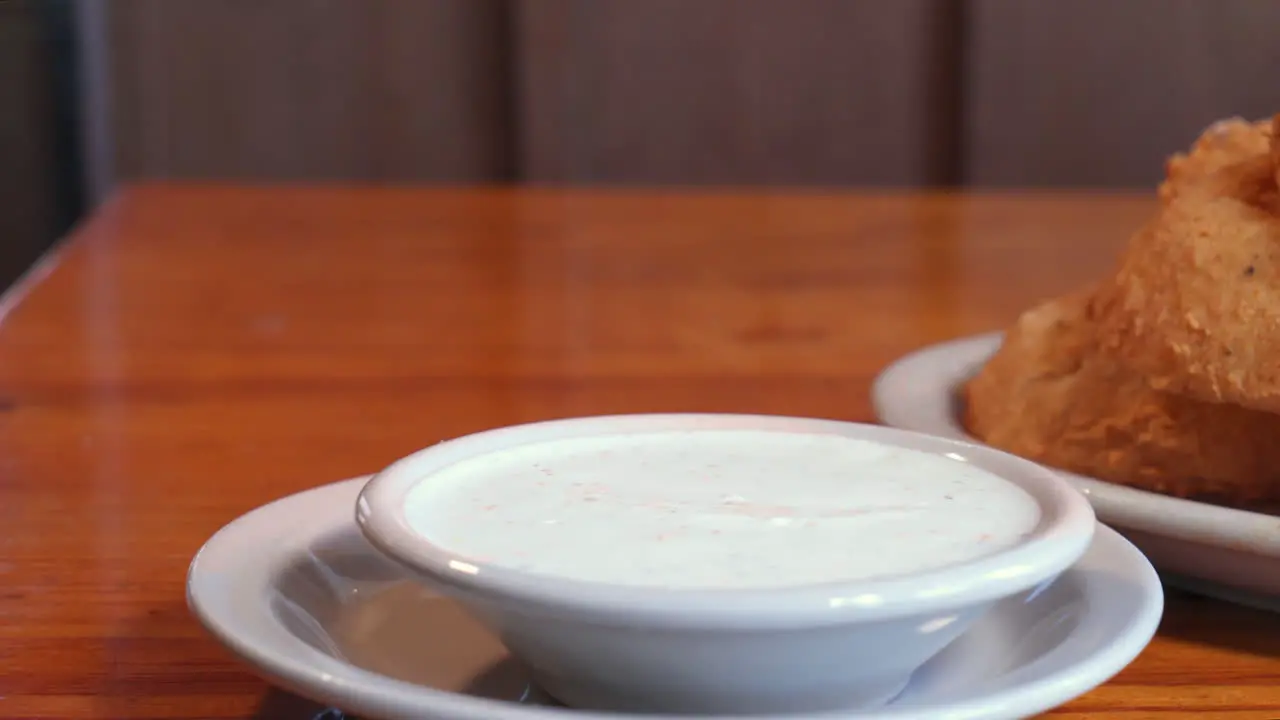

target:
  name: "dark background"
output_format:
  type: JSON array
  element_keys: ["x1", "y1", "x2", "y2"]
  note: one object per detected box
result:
[{"x1": 5, "y1": 0, "x2": 1280, "y2": 291}]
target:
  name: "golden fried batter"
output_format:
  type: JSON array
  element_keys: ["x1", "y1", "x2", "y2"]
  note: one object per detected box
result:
[
  {"x1": 1159, "y1": 117, "x2": 1272, "y2": 203},
  {"x1": 1094, "y1": 115, "x2": 1280, "y2": 412},
  {"x1": 963, "y1": 288, "x2": 1280, "y2": 507}
]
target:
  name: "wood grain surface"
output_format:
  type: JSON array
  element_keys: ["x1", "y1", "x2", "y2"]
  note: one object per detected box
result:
[{"x1": 1, "y1": 185, "x2": 1277, "y2": 719}]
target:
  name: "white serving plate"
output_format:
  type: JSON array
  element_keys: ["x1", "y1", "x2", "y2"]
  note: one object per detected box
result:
[
  {"x1": 872, "y1": 333, "x2": 1280, "y2": 610},
  {"x1": 188, "y1": 477, "x2": 1162, "y2": 720}
]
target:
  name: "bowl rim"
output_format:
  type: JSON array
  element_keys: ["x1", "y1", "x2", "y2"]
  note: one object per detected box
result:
[{"x1": 356, "y1": 413, "x2": 1097, "y2": 630}]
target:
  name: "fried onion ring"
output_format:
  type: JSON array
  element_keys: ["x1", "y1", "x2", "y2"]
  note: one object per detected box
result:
[{"x1": 963, "y1": 287, "x2": 1280, "y2": 507}]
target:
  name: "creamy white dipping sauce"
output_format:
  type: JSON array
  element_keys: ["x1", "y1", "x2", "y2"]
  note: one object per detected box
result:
[{"x1": 403, "y1": 430, "x2": 1042, "y2": 589}]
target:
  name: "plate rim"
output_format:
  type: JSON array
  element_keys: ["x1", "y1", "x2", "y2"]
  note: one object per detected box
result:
[
  {"x1": 188, "y1": 477, "x2": 1163, "y2": 720},
  {"x1": 187, "y1": 477, "x2": 577, "y2": 720},
  {"x1": 871, "y1": 333, "x2": 1280, "y2": 556}
]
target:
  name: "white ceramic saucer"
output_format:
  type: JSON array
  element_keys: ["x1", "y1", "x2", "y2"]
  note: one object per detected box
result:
[
  {"x1": 872, "y1": 333, "x2": 1280, "y2": 611},
  {"x1": 188, "y1": 477, "x2": 1163, "y2": 720}
]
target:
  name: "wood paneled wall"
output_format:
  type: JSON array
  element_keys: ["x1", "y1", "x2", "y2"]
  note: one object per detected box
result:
[
  {"x1": 77, "y1": 0, "x2": 959, "y2": 195},
  {"x1": 83, "y1": 0, "x2": 512, "y2": 201},
  {"x1": 965, "y1": 0, "x2": 1280, "y2": 187},
  {"x1": 0, "y1": 1, "x2": 63, "y2": 289},
  {"x1": 72, "y1": 0, "x2": 1280, "y2": 197},
  {"x1": 512, "y1": 0, "x2": 959, "y2": 186}
]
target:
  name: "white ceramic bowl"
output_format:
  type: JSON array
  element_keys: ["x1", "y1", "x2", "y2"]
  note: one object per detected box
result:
[{"x1": 356, "y1": 414, "x2": 1096, "y2": 715}]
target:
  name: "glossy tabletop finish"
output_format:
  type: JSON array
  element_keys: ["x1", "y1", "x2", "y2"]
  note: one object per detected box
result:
[{"x1": 2, "y1": 185, "x2": 1277, "y2": 719}]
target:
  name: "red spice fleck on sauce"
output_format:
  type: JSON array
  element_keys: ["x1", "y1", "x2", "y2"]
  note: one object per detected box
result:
[{"x1": 482, "y1": 504, "x2": 498, "y2": 511}]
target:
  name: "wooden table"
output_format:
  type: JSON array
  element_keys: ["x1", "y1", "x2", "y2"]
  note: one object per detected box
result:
[{"x1": 3, "y1": 185, "x2": 1278, "y2": 719}]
